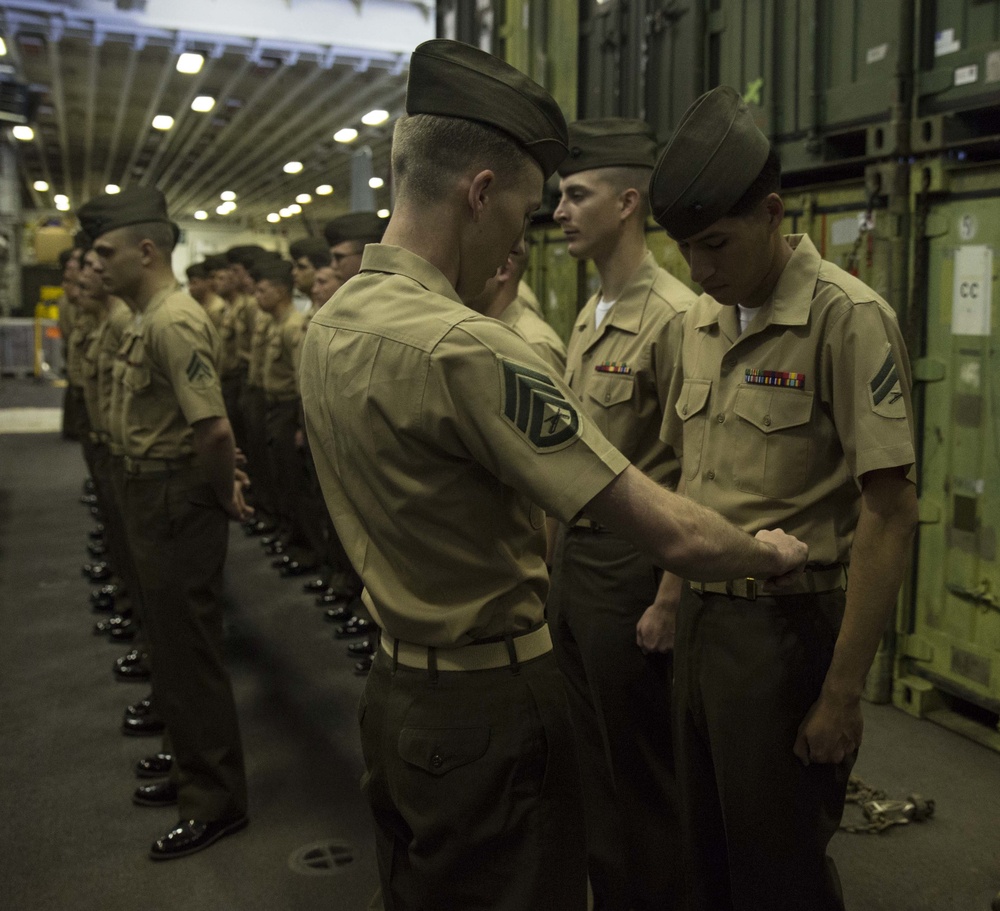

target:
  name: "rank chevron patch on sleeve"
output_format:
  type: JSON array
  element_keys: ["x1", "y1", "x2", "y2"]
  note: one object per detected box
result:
[{"x1": 499, "y1": 357, "x2": 581, "y2": 451}]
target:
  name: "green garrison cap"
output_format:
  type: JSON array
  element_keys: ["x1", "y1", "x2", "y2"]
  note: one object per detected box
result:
[
  {"x1": 406, "y1": 39, "x2": 568, "y2": 179},
  {"x1": 558, "y1": 118, "x2": 658, "y2": 177},
  {"x1": 203, "y1": 254, "x2": 229, "y2": 272},
  {"x1": 77, "y1": 187, "x2": 179, "y2": 246},
  {"x1": 250, "y1": 256, "x2": 293, "y2": 288},
  {"x1": 323, "y1": 212, "x2": 386, "y2": 247},
  {"x1": 650, "y1": 86, "x2": 770, "y2": 239}
]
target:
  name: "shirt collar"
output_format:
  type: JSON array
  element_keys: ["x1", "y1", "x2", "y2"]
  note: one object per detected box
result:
[
  {"x1": 597, "y1": 250, "x2": 661, "y2": 335},
  {"x1": 360, "y1": 244, "x2": 464, "y2": 306}
]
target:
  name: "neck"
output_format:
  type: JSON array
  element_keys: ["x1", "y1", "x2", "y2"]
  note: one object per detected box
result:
[
  {"x1": 130, "y1": 267, "x2": 177, "y2": 313},
  {"x1": 271, "y1": 297, "x2": 293, "y2": 321},
  {"x1": 481, "y1": 285, "x2": 518, "y2": 319},
  {"x1": 382, "y1": 198, "x2": 462, "y2": 291},
  {"x1": 742, "y1": 235, "x2": 794, "y2": 309},
  {"x1": 593, "y1": 225, "x2": 647, "y2": 302}
]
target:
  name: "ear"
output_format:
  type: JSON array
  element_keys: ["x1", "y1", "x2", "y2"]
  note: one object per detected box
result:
[
  {"x1": 619, "y1": 187, "x2": 641, "y2": 221},
  {"x1": 467, "y1": 169, "x2": 496, "y2": 222},
  {"x1": 763, "y1": 192, "x2": 785, "y2": 231},
  {"x1": 138, "y1": 238, "x2": 157, "y2": 264}
]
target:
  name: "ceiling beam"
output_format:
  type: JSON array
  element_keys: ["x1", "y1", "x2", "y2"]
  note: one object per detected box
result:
[{"x1": 99, "y1": 43, "x2": 141, "y2": 194}]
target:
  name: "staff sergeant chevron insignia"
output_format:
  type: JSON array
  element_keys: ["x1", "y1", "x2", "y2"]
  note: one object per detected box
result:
[
  {"x1": 186, "y1": 351, "x2": 214, "y2": 386},
  {"x1": 499, "y1": 357, "x2": 581, "y2": 451},
  {"x1": 868, "y1": 348, "x2": 906, "y2": 418}
]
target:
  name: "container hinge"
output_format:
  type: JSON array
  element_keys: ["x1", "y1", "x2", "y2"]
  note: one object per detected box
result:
[{"x1": 946, "y1": 582, "x2": 1000, "y2": 613}]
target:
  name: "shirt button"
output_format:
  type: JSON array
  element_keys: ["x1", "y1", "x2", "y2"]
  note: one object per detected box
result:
[
  {"x1": 763, "y1": 415, "x2": 771, "y2": 426},
  {"x1": 682, "y1": 405, "x2": 689, "y2": 415},
  {"x1": 431, "y1": 754, "x2": 443, "y2": 769},
  {"x1": 706, "y1": 470, "x2": 716, "y2": 480},
  {"x1": 605, "y1": 392, "x2": 612, "y2": 402},
  {"x1": 717, "y1": 414, "x2": 725, "y2": 423}
]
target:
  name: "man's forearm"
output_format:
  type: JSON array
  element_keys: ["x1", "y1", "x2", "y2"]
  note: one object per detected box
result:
[
  {"x1": 192, "y1": 416, "x2": 237, "y2": 508},
  {"x1": 585, "y1": 465, "x2": 806, "y2": 582}
]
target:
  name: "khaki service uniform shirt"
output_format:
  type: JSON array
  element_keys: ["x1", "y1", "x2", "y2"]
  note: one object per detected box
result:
[
  {"x1": 201, "y1": 293, "x2": 228, "y2": 333},
  {"x1": 500, "y1": 294, "x2": 568, "y2": 376},
  {"x1": 301, "y1": 244, "x2": 629, "y2": 648},
  {"x1": 246, "y1": 308, "x2": 273, "y2": 389},
  {"x1": 262, "y1": 305, "x2": 306, "y2": 401},
  {"x1": 565, "y1": 250, "x2": 695, "y2": 486},
  {"x1": 81, "y1": 320, "x2": 104, "y2": 430},
  {"x1": 118, "y1": 286, "x2": 226, "y2": 461},
  {"x1": 66, "y1": 312, "x2": 98, "y2": 390},
  {"x1": 97, "y1": 301, "x2": 133, "y2": 443},
  {"x1": 218, "y1": 296, "x2": 244, "y2": 377},
  {"x1": 236, "y1": 294, "x2": 259, "y2": 370},
  {"x1": 662, "y1": 234, "x2": 916, "y2": 568}
]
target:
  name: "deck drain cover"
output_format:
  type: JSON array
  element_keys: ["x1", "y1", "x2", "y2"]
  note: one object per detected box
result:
[{"x1": 289, "y1": 840, "x2": 358, "y2": 876}]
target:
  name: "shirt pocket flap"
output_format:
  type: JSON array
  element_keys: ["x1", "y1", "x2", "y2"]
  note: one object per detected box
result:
[
  {"x1": 675, "y1": 378, "x2": 712, "y2": 421},
  {"x1": 734, "y1": 386, "x2": 814, "y2": 433},
  {"x1": 397, "y1": 725, "x2": 491, "y2": 776},
  {"x1": 588, "y1": 373, "x2": 634, "y2": 408}
]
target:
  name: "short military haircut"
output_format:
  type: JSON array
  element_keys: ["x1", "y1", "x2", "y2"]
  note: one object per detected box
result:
[
  {"x1": 251, "y1": 257, "x2": 294, "y2": 291},
  {"x1": 289, "y1": 237, "x2": 332, "y2": 270},
  {"x1": 123, "y1": 221, "x2": 177, "y2": 255},
  {"x1": 203, "y1": 254, "x2": 229, "y2": 273},
  {"x1": 597, "y1": 165, "x2": 653, "y2": 219},
  {"x1": 226, "y1": 244, "x2": 268, "y2": 270},
  {"x1": 725, "y1": 146, "x2": 782, "y2": 218},
  {"x1": 392, "y1": 113, "x2": 537, "y2": 205}
]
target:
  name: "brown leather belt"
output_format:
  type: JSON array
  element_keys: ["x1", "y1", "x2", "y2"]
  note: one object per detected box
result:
[
  {"x1": 691, "y1": 564, "x2": 846, "y2": 601},
  {"x1": 124, "y1": 455, "x2": 195, "y2": 476},
  {"x1": 380, "y1": 624, "x2": 552, "y2": 672}
]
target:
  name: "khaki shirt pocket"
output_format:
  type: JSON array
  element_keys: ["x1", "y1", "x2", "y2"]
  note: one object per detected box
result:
[
  {"x1": 123, "y1": 344, "x2": 151, "y2": 396},
  {"x1": 733, "y1": 386, "x2": 815, "y2": 499},
  {"x1": 675, "y1": 378, "x2": 712, "y2": 480},
  {"x1": 587, "y1": 373, "x2": 635, "y2": 410}
]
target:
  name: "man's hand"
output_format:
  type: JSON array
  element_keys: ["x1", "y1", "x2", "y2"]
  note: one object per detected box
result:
[
  {"x1": 222, "y1": 469, "x2": 254, "y2": 522},
  {"x1": 636, "y1": 572, "x2": 683, "y2": 654},
  {"x1": 754, "y1": 528, "x2": 808, "y2": 582},
  {"x1": 792, "y1": 691, "x2": 863, "y2": 766},
  {"x1": 234, "y1": 447, "x2": 248, "y2": 468}
]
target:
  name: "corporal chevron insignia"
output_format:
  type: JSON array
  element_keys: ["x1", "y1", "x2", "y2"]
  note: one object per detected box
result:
[
  {"x1": 868, "y1": 349, "x2": 906, "y2": 418},
  {"x1": 186, "y1": 351, "x2": 213, "y2": 386},
  {"x1": 500, "y1": 357, "x2": 581, "y2": 451}
]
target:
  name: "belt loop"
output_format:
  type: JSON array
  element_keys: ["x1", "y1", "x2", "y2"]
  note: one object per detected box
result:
[
  {"x1": 427, "y1": 646, "x2": 439, "y2": 684},
  {"x1": 391, "y1": 637, "x2": 399, "y2": 675},
  {"x1": 504, "y1": 633, "x2": 521, "y2": 676}
]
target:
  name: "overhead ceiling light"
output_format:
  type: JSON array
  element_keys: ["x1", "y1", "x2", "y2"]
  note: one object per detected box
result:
[
  {"x1": 191, "y1": 95, "x2": 215, "y2": 113},
  {"x1": 105, "y1": 184, "x2": 121, "y2": 194},
  {"x1": 220, "y1": 190, "x2": 236, "y2": 201},
  {"x1": 288, "y1": 203, "x2": 302, "y2": 214},
  {"x1": 216, "y1": 204, "x2": 231, "y2": 215},
  {"x1": 368, "y1": 177, "x2": 384, "y2": 189},
  {"x1": 12, "y1": 125, "x2": 33, "y2": 141},
  {"x1": 32, "y1": 180, "x2": 49, "y2": 192},
  {"x1": 194, "y1": 210, "x2": 208, "y2": 220},
  {"x1": 0, "y1": 37, "x2": 8, "y2": 57},
  {"x1": 152, "y1": 115, "x2": 174, "y2": 131},
  {"x1": 377, "y1": 209, "x2": 390, "y2": 218},
  {"x1": 266, "y1": 213, "x2": 281, "y2": 223},
  {"x1": 53, "y1": 194, "x2": 68, "y2": 205},
  {"x1": 334, "y1": 128, "x2": 358, "y2": 143},
  {"x1": 362, "y1": 109, "x2": 389, "y2": 126},
  {"x1": 295, "y1": 193, "x2": 312, "y2": 204},
  {"x1": 283, "y1": 161, "x2": 303, "y2": 174},
  {"x1": 56, "y1": 200, "x2": 71, "y2": 212},
  {"x1": 315, "y1": 184, "x2": 333, "y2": 196},
  {"x1": 177, "y1": 52, "x2": 204, "y2": 74},
  {"x1": 279, "y1": 207, "x2": 291, "y2": 218}
]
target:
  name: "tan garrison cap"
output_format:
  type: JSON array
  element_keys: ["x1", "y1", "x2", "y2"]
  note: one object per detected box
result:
[
  {"x1": 558, "y1": 118, "x2": 658, "y2": 177},
  {"x1": 77, "y1": 187, "x2": 179, "y2": 246},
  {"x1": 406, "y1": 39, "x2": 568, "y2": 179},
  {"x1": 323, "y1": 212, "x2": 386, "y2": 247},
  {"x1": 650, "y1": 86, "x2": 770, "y2": 239}
]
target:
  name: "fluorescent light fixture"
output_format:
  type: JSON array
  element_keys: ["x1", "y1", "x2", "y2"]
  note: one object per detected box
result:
[
  {"x1": 194, "y1": 210, "x2": 208, "y2": 220},
  {"x1": 315, "y1": 184, "x2": 333, "y2": 196},
  {"x1": 333, "y1": 128, "x2": 358, "y2": 143},
  {"x1": 0, "y1": 37, "x2": 8, "y2": 57},
  {"x1": 177, "y1": 53, "x2": 204, "y2": 74},
  {"x1": 288, "y1": 203, "x2": 302, "y2": 215},
  {"x1": 220, "y1": 190, "x2": 236, "y2": 201},
  {"x1": 295, "y1": 193, "x2": 312, "y2": 204},
  {"x1": 279, "y1": 207, "x2": 292, "y2": 218},
  {"x1": 53, "y1": 194, "x2": 68, "y2": 205},
  {"x1": 56, "y1": 200, "x2": 71, "y2": 211},
  {"x1": 12, "y1": 125, "x2": 33, "y2": 141},
  {"x1": 283, "y1": 161, "x2": 303, "y2": 174},
  {"x1": 361, "y1": 109, "x2": 389, "y2": 126},
  {"x1": 105, "y1": 184, "x2": 121, "y2": 194},
  {"x1": 266, "y1": 213, "x2": 281, "y2": 223},
  {"x1": 368, "y1": 177, "x2": 384, "y2": 189},
  {"x1": 33, "y1": 180, "x2": 49, "y2": 192},
  {"x1": 377, "y1": 209, "x2": 390, "y2": 218},
  {"x1": 216, "y1": 204, "x2": 231, "y2": 215},
  {"x1": 152, "y1": 115, "x2": 174, "y2": 131},
  {"x1": 191, "y1": 95, "x2": 215, "y2": 113}
]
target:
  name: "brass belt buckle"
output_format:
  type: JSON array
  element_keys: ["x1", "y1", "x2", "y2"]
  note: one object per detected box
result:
[{"x1": 727, "y1": 577, "x2": 758, "y2": 600}]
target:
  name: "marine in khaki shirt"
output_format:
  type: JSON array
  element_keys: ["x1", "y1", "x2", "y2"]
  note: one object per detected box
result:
[
  {"x1": 650, "y1": 87, "x2": 919, "y2": 911},
  {"x1": 300, "y1": 41, "x2": 806, "y2": 911},
  {"x1": 186, "y1": 261, "x2": 227, "y2": 331}
]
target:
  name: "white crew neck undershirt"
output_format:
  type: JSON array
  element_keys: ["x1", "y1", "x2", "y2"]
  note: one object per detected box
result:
[
  {"x1": 595, "y1": 296, "x2": 616, "y2": 329},
  {"x1": 737, "y1": 304, "x2": 757, "y2": 334}
]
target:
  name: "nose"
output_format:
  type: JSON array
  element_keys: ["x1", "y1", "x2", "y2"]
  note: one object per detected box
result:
[
  {"x1": 553, "y1": 196, "x2": 568, "y2": 223},
  {"x1": 687, "y1": 248, "x2": 714, "y2": 287}
]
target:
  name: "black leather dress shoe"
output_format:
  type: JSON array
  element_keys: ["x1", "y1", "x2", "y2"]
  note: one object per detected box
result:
[
  {"x1": 123, "y1": 713, "x2": 165, "y2": 736},
  {"x1": 271, "y1": 554, "x2": 292, "y2": 569},
  {"x1": 94, "y1": 611, "x2": 132, "y2": 635},
  {"x1": 84, "y1": 562, "x2": 113, "y2": 582},
  {"x1": 323, "y1": 604, "x2": 354, "y2": 623},
  {"x1": 91, "y1": 592, "x2": 115, "y2": 613},
  {"x1": 133, "y1": 780, "x2": 177, "y2": 807},
  {"x1": 109, "y1": 620, "x2": 137, "y2": 642},
  {"x1": 88, "y1": 524, "x2": 106, "y2": 540},
  {"x1": 354, "y1": 656, "x2": 373, "y2": 676},
  {"x1": 334, "y1": 616, "x2": 372, "y2": 639},
  {"x1": 80, "y1": 493, "x2": 98, "y2": 506},
  {"x1": 124, "y1": 695, "x2": 154, "y2": 717},
  {"x1": 116, "y1": 647, "x2": 144, "y2": 667},
  {"x1": 316, "y1": 589, "x2": 352, "y2": 607},
  {"x1": 87, "y1": 541, "x2": 108, "y2": 557},
  {"x1": 83, "y1": 478, "x2": 96, "y2": 494},
  {"x1": 244, "y1": 519, "x2": 275, "y2": 537},
  {"x1": 280, "y1": 560, "x2": 315, "y2": 577},
  {"x1": 114, "y1": 650, "x2": 151, "y2": 682},
  {"x1": 259, "y1": 535, "x2": 283, "y2": 548},
  {"x1": 149, "y1": 816, "x2": 248, "y2": 861},
  {"x1": 302, "y1": 577, "x2": 328, "y2": 593},
  {"x1": 90, "y1": 584, "x2": 119, "y2": 602},
  {"x1": 263, "y1": 541, "x2": 285, "y2": 556},
  {"x1": 347, "y1": 638, "x2": 376, "y2": 656},
  {"x1": 136, "y1": 752, "x2": 173, "y2": 779}
]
